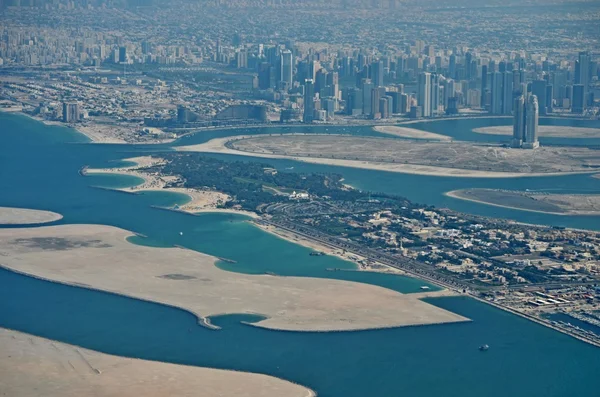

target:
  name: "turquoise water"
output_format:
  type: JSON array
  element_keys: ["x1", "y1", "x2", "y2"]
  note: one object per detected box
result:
[{"x1": 2, "y1": 112, "x2": 600, "y2": 396}]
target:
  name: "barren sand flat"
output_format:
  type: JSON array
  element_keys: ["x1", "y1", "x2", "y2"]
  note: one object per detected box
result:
[
  {"x1": 473, "y1": 125, "x2": 600, "y2": 138},
  {"x1": 0, "y1": 225, "x2": 468, "y2": 331},
  {"x1": 0, "y1": 207, "x2": 62, "y2": 225},
  {"x1": 0, "y1": 328, "x2": 315, "y2": 397},
  {"x1": 447, "y1": 189, "x2": 600, "y2": 216},
  {"x1": 177, "y1": 135, "x2": 600, "y2": 178},
  {"x1": 373, "y1": 125, "x2": 451, "y2": 141}
]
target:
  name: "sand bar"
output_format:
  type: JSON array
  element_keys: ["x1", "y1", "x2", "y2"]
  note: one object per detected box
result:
[
  {"x1": 373, "y1": 125, "x2": 451, "y2": 141},
  {"x1": 0, "y1": 207, "x2": 63, "y2": 225},
  {"x1": 473, "y1": 125, "x2": 600, "y2": 138},
  {"x1": 0, "y1": 224, "x2": 468, "y2": 331},
  {"x1": 177, "y1": 135, "x2": 599, "y2": 178},
  {"x1": 0, "y1": 328, "x2": 315, "y2": 397}
]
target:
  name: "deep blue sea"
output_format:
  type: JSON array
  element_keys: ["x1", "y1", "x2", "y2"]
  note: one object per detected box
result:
[{"x1": 1, "y1": 113, "x2": 599, "y2": 396}]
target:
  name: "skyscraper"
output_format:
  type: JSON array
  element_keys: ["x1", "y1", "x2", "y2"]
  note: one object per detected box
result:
[
  {"x1": 512, "y1": 95, "x2": 525, "y2": 148},
  {"x1": 480, "y1": 64, "x2": 488, "y2": 108},
  {"x1": 572, "y1": 84, "x2": 585, "y2": 114},
  {"x1": 258, "y1": 62, "x2": 271, "y2": 90},
  {"x1": 280, "y1": 50, "x2": 294, "y2": 89},
  {"x1": 303, "y1": 79, "x2": 315, "y2": 123},
  {"x1": 362, "y1": 79, "x2": 373, "y2": 116},
  {"x1": 501, "y1": 71, "x2": 513, "y2": 115},
  {"x1": 371, "y1": 60, "x2": 384, "y2": 87},
  {"x1": 490, "y1": 71, "x2": 503, "y2": 114},
  {"x1": 418, "y1": 72, "x2": 432, "y2": 117},
  {"x1": 531, "y1": 80, "x2": 548, "y2": 115},
  {"x1": 523, "y1": 95, "x2": 540, "y2": 149},
  {"x1": 118, "y1": 46, "x2": 127, "y2": 63},
  {"x1": 575, "y1": 51, "x2": 590, "y2": 92},
  {"x1": 430, "y1": 73, "x2": 440, "y2": 115}
]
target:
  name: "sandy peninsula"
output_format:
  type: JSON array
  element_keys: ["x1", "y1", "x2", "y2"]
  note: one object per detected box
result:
[
  {"x1": 0, "y1": 224, "x2": 468, "y2": 331},
  {"x1": 373, "y1": 125, "x2": 451, "y2": 141},
  {"x1": 0, "y1": 206, "x2": 63, "y2": 225},
  {"x1": 177, "y1": 134, "x2": 599, "y2": 178},
  {"x1": 447, "y1": 188, "x2": 600, "y2": 216},
  {"x1": 473, "y1": 125, "x2": 600, "y2": 138},
  {"x1": 0, "y1": 328, "x2": 315, "y2": 397},
  {"x1": 84, "y1": 156, "x2": 258, "y2": 218}
]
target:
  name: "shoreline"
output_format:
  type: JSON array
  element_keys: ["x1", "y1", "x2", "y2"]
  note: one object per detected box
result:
[
  {"x1": 472, "y1": 125, "x2": 600, "y2": 138},
  {"x1": 177, "y1": 134, "x2": 598, "y2": 179},
  {"x1": 445, "y1": 189, "x2": 600, "y2": 216},
  {"x1": 0, "y1": 327, "x2": 317, "y2": 397},
  {"x1": 254, "y1": 220, "x2": 600, "y2": 348},
  {"x1": 252, "y1": 220, "x2": 406, "y2": 275},
  {"x1": 83, "y1": 156, "x2": 258, "y2": 218},
  {"x1": 0, "y1": 206, "x2": 63, "y2": 225}
]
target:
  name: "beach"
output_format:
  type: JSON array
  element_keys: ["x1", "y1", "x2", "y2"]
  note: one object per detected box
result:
[
  {"x1": 0, "y1": 224, "x2": 469, "y2": 332},
  {"x1": 0, "y1": 328, "x2": 315, "y2": 397},
  {"x1": 0, "y1": 206, "x2": 63, "y2": 225}
]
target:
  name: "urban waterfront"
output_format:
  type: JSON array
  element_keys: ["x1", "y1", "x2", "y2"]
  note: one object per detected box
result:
[{"x1": 1, "y1": 112, "x2": 600, "y2": 396}]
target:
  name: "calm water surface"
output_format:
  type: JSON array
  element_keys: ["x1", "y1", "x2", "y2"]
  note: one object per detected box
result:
[{"x1": 1, "y1": 113, "x2": 600, "y2": 396}]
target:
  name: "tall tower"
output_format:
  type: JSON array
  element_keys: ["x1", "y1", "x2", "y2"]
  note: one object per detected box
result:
[
  {"x1": 523, "y1": 95, "x2": 540, "y2": 149},
  {"x1": 490, "y1": 71, "x2": 503, "y2": 115},
  {"x1": 430, "y1": 73, "x2": 440, "y2": 115},
  {"x1": 303, "y1": 79, "x2": 315, "y2": 123},
  {"x1": 280, "y1": 50, "x2": 294, "y2": 89},
  {"x1": 531, "y1": 80, "x2": 548, "y2": 115},
  {"x1": 371, "y1": 60, "x2": 384, "y2": 87},
  {"x1": 418, "y1": 72, "x2": 432, "y2": 117},
  {"x1": 512, "y1": 95, "x2": 525, "y2": 148},
  {"x1": 501, "y1": 71, "x2": 513, "y2": 115},
  {"x1": 480, "y1": 64, "x2": 488, "y2": 108}
]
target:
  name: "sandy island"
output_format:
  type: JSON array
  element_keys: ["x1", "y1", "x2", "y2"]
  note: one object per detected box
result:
[
  {"x1": 0, "y1": 328, "x2": 315, "y2": 397},
  {"x1": 84, "y1": 156, "x2": 258, "y2": 218},
  {"x1": 373, "y1": 125, "x2": 452, "y2": 141},
  {"x1": 447, "y1": 188, "x2": 600, "y2": 216},
  {"x1": 177, "y1": 134, "x2": 599, "y2": 178},
  {"x1": 473, "y1": 125, "x2": 600, "y2": 138},
  {"x1": 0, "y1": 206, "x2": 63, "y2": 225},
  {"x1": 0, "y1": 224, "x2": 468, "y2": 332}
]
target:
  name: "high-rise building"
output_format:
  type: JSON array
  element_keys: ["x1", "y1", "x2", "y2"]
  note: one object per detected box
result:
[
  {"x1": 118, "y1": 46, "x2": 127, "y2": 63},
  {"x1": 575, "y1": 51, "x2": 590, "y2": 100},
  {"x1": 303, "y1": 79, "x2": 315, "y2": 123},
  {"x1": 512, "y1": 95, "x2": 526, "y2": 148},
  {"x1": 280, "y1": 50, "x2": 294, "y2": 89},
  {"x1": 62, "y1": 102, "x2": 79, "y2": 123},
  {"x1": 572, "y1": 84, "x2": 585, "y2": 114},
  {"x1": 531, "y1": 80, "x2": 548, "y2": 115},
  {"x1": 480, "y1": 65, "x2": 488, "y2": 108},
  {"x1": 371, "y1": 60, "x2": 384, "y2": 87},
  {"x1": 418, "y1": 72, "x2": 432, "y2": 117},
  {"x1": 371, "y1": 87, "x2": 381, "y2": 119},
  {"x1": 430, "y1": 73, "x2": 440, "y2": 115},
  {"x1": 523, "y1": 95, "x2": 540, "y2": 149},
  {"x1": 490, "y1": 71, "x2": 503, "y2": 114},
  {"x1": 258, "y1": 62, "x2": 272, "y2": 90},
  {"x1": 545, "y1": 84, "x2": 553, "y2": 113},
  {"x1": 362, "y1": 79, "x2": 374, "y2": 116},
  {"x1": 501, "y1": 71, "x2": 513, "y2": 115},
  {"x1": 448, "y1": 54, "x2": 456, "y2": 79}
]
